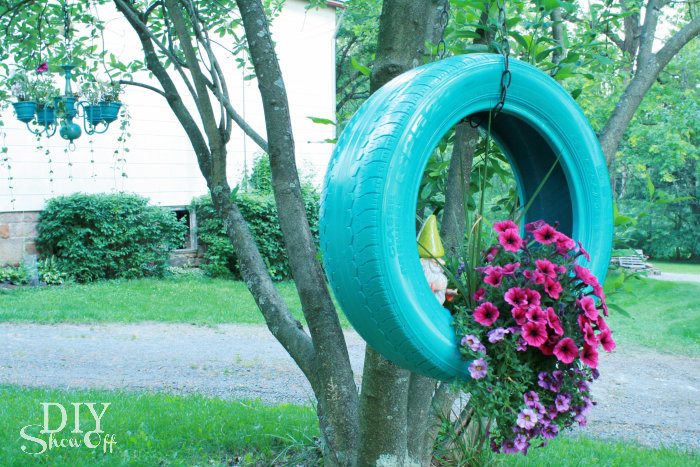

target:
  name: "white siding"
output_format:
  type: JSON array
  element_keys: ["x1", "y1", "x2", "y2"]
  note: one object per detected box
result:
[{"x1": 0, "y1": 0, "x2": 336, "y2": 212}]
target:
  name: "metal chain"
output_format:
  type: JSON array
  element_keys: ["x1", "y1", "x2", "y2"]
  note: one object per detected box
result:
[
  {"x1": 436, "y1": 1, "x2": 449, "y2": 60},
  {"x1": 63, "y1": 0, "x2": 72, "y2": 59},
  {"x1": 491, "y1": 0, "x2": 511, "y2": 118}
]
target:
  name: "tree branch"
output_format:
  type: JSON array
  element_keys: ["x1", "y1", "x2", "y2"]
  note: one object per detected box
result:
[{"x1": 118, "y1": 79, "x2": 167, "y2": 98}]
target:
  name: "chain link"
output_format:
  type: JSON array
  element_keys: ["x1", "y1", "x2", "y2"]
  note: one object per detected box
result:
[
  {"x1": 436, "y1": 1, "x2": 449, "y2": 60},
  {"x1": 491, "y1": 0, "x2": 511, "y2": 118},
  {"x1": 63, "y1": 1, "x2": 72, "y2": 59}
]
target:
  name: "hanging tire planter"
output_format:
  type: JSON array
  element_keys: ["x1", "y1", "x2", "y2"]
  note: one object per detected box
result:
[{"x1": 320, "y1": 54, "x2": 613, "y2": 381}]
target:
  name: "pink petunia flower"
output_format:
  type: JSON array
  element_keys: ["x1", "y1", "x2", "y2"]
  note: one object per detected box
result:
[
  {"x1": 546, "y1": 307, "x2": 564, "y2": 336},
  {"x1": 598, "y1": 328, "x2": 616, "y2": 352},
  {"x1": 472, "y1": 288, "x2": 486, "y2": 302},
  {"x1": 504, "y1": 287, "x2": 528, "y2": 308},
  {"x1": 555, "y1": 232, "x2": 576, "y2": 250},
  {"x1": 582, "y1": 322, "x2": 597, "y2": 347},
  {"x1": 574, "y1": 265, "x2": 598, "y2": 286},
  {"x1": 544, "y1": 278, "x2": 563, "y2": 299},
  {"x1": 498, "y1": 228, "x2": 524, "y2": 252},
  {"x1": 522, "y1": 321, "x2": 548, "y2": 347},
  {"x1": 577, "y1": 241, "x2": 591, "y2": 261},
  {"x1": 484, "y1": 246, "x2": 499, "y2": 262},
  {"x1": 580, "y1": 343, "x2": 599, "y2": 368},
  {"x1": 511, "y1": 307, "x2": 528, "y2": 325},
  {"x1": 524, "y1": 219, "x2": 546, "y2": 233},
  {"x1": 473, "y1": 302, "x2": 500, "y2": 326},
  {"x1": 502, "y1": 262, "x2": 520, "y2": 275},
  {"x1": 596, "y1": 315, "x2": 610, "y2": 333},
  {"x1": 539, "y1": 336, "x2": 559, "y2": 356},
  {"x1": 494, "y1": 220, "x2": 517, "y2": 233},
  {"x1": 483, "y1": 266, "x2": 504, "y2": 287},
  {"x1": 577, "y1": 296, "x2": 599, "y2": 321},
  {"x1": 526, "y1": 306, "x2": 547, "y2": 325},
  {"x1": 535, "y1": 259, "x2": 557, "y2": 280},
  {"x1": 533, "y1": 224, "x2": 558, "y2": 244},
  {"x1": 553, "y1": 337, "x2": 578, "y2": 364},
  {"x1": 36, "y1": 61, "x2": 49, "y2": 73}
]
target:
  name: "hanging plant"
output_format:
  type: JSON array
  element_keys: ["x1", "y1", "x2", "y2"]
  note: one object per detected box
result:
[{"x1": 99, "y1": 81, "x2": 123, "y2": 124}]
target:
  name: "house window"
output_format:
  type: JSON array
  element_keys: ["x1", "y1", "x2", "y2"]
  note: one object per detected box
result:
[{"x1": 171, "y1": 206, "x2": 197, "y2": 251}]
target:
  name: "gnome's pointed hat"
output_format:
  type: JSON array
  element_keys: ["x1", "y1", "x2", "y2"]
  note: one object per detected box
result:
[{"x1": 417, "y1": 214, "x2": 445, "y2": 258}]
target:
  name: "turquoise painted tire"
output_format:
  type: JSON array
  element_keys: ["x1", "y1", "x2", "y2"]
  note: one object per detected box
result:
[{"x1": 320, "y1": 54, "x2": 613, "y2": 381}]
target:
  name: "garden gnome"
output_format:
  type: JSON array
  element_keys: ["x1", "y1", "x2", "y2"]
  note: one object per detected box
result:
[{"x1": 418, "y1": 215, "x2": 457, "y2": 305}]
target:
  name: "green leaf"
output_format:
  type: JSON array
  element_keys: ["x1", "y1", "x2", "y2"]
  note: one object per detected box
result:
[
  {"x1": 646, "y1": 173, "x2": 655, "y2": 199},
  {"x1": 606, "y1": 303, "x2": 632, "y2": 319},
  {"x1": 351, "y1": 56, "x2": 371, "y2": 77},
  {"x1": 307, "y1": 116, "x2": 336, "y2": 126}
]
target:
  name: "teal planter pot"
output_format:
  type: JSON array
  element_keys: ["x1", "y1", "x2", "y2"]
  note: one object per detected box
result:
[
  {"x1": 35, "y1": 106, "x2": 56, "y2": 125},
  {"x1": 12, "y1": 101, "x2": 37, "y2": 123},
  {"x1": 84, "y1": 105, "x2": 103, "y2": 126},
  {"x1": 55, "y1": 96, "x2": 78, "y2": 118},
  {"x1": 99, "y1": 101, "x2": 121, "y2": 123}
]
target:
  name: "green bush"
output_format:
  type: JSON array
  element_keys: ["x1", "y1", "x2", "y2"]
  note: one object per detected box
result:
[
  {"x1": 0, "y1": 264, "x2": 29, "y2": 285},
  {"x1": 36, "y1": 193, "x2": 187, "y2": 282},
  {"x1": 193, "y1": 187, "x2": 320, "y2": 281}
]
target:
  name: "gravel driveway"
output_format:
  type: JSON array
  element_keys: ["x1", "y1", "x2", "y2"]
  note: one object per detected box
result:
[{"x1": 0, "y1": 322, "x2": 698, "y2": 452}]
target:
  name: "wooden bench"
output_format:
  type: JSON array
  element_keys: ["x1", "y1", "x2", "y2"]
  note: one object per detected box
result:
[{"x1": 615, "y1": 251, "x2": 661, "y2": 275}]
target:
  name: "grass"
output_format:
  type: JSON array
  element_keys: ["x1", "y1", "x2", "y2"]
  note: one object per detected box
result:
[
  {"x1": 1, "y1": 386, "x2": 697, "y2": 467},
  {"x1": 0, "y1": 277, "x2": 349, "y2": 327},
  {"x1": 604, "y1": 277, "x2": 700, "y2": 356},
  {"x1": 0, "y1": 386, "x2": 321, "y2": 467},
  {"x1": 493, "y1": 436, "x2": 700, "y2": 467},
  {"x1": 649, "y1": 260, "x2": 700, "y2": 275}
]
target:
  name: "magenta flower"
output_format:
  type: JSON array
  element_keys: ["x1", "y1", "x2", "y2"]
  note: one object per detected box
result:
[
  {"x1": 525, "y1": 288, "x2": 541, "y2": 308},
  {"x1": 580, "y1": 343, "x2": 599, "y2": 368},
  {"x1": 577, "y1": 241, "x2": 591, "y2": 261},
  {"x1": 524, "y1": 219, "x2": 545, "y2": 232},
  {"x1": 483, "y1": 266, "x2": 504, "y2": 287},
  {"x1": 535, "y1": 259, "x2": 557, "y2": 280},
  {"x1": 487, "y1": 327, "x2": 507, "y2": 343},
  {"x1": 494, "y1": 220, "x2": 517, "y2": 233},
  {"x1": 35, "y1": 61, "x2": 49, "y2": 73},
  {"x1": 522, "y1": 321, "x2": 548, "y2": 347},
  {"x1": 574, "y1": 264, "x2": 598, "y2": 286},
  {"x1": 498, "y1": 228, "x2": 523, "y2": 252},
  {"x1": 484, "y1": 246, "x2": 499, "y2": 262},
  {"x1": 556, "y1": 232, "x2": 576, "y2": 249},
  {"x1": 577, "y1": 296, "x2": 599, "y2": 321},
  {"x1": 544, "y1": 278, "x2": 563, "y2": 299},
  {"x1": 511, "y1": 306, "x2": 527, "y2": 325},
  {"x1": 516, "y1": 408, "x2": 538, "y2": 429},
  {"x1": 533, "y1": 224, "x2": 558, "y2": 244},
  {"x1": 553, "y1": 337, "x2": 578, "y2": 364},
  {"x1": 474, "y1": 302, "x2": 500, "y2": 326},
  {"x1": 526, "y1": 306, "x2": 547, "y2": 325},
  {"x1": 582, "y1": 322, "x2": 597, "y2": 346},
  {"x1": 502, "y1": 262, "x2": 520, "y2": 275},
  {"x1": 598, "y1": 328, "x2": 616, "y2": 352},
  {"x1": 546, "y1": 307, "x2": 564, "y2": 336},
  {"x1": 468, "y1": 357, "x2": 488, "y2": 379},
  {"x1": 472, "y1": 288, "x2": 486, "y2": 302},
  {"x1": 504, "y1": 287, "x2": 528, "y2": 307}
]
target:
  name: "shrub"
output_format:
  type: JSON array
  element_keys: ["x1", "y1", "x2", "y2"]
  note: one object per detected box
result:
[
  {"x1": 36, "y1": 193, "x2": 187, "y2": 282},
  {"x1": 193, "y1": 187, "x2": 320, "y2": 281},
  {"x1": 0, "y1": 264, "x2": 29, "y2": 285}
]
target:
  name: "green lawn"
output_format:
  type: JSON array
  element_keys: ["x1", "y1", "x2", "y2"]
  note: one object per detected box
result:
[
  {"x1": 604, "y1": 277, "x2": 700, "y2": 356},
  {"x1": 649, "y1": 261, "x2": 700, "y2": 275},
  {"x1": 1, "y1": 386, "x2": 697, "y2": 467},
  {"x1": 0, "y1": 277, "x2": 349, "y2": 327}
]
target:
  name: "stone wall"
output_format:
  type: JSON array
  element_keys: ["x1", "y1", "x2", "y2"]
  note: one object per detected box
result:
[{"x1": 0, "y1": 211, "x2": 40, "y2": 266}]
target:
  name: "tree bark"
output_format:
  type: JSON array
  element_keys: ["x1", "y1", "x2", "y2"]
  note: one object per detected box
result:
[
  {"x1": 235, "y1": 1, "x2": 360, "y2": 465},
  {"x1": 598, "y1": 9, "x2": 700, "y2": 167}
]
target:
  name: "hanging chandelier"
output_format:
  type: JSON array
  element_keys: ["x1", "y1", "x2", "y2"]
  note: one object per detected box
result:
[{"x1": 8, "y1": 1, "x2": 122, "y2": 148}]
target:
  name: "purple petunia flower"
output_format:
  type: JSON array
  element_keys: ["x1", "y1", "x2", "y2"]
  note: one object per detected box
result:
[
  {"x1": 523, "y1": 391, "x2": 539, "y2": 407},
  {"x1": 538, "y1": 372, "x2": 551, "y2": 390},
  {"x1": 468, "y1": 358, "x2": 488, "y2": 379},
  {"x1": 513, "y1": 434, "x2": 529, "y2": 451},
  {"x1": 532, "y1": 401, "x2": 546, "y2": 416},
  {"x1": 574, "y1": 413, "x2": 587, "y2": 426},
  {"x1": 501, "y1": 439, "x2": 520, "y2": 454},
  {"x1": 541, "y1": 422, "x2": 559, "y2": 440},
  {"x1": 516, "y1": 336, "x2": 528, "y2": 351},
  {"x1": 516, "y1": 408, "x2": 538, "y2": 430},
  {"x1": 555, "y1": 393, "x2": 571, "y2": 412},
  {"x1": 488, "y1": 327, "x2": 507, "y2": 343},
  {"x1": 576, "y1": 380, "x2": 590, "y2": 392},
  {"x1": 461, "y1": 334, "x2": 481, "y2": 352}
]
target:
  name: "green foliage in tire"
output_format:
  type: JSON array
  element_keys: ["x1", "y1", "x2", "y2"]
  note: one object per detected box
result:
[{"x1": 36, "y1": 193, "x2": 187, "y2": 282}]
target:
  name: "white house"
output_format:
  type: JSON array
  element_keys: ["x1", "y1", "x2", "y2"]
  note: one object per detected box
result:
[{"x1": 0, "y1": 0, "x2": 339, "y2": 266}]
